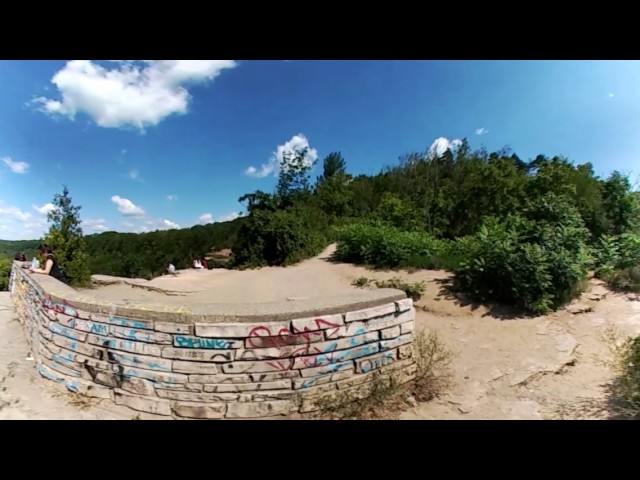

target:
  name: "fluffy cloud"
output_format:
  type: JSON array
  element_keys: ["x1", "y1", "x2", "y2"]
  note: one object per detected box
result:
[
  {"x1": 219, "y1": 212, "x2": 240, "y2": 222},
  {"x1": 475, "y1": 127, "x2": 489, "y2": 136},
  {"x1": 0, "y1": 204, "x2": 43, "y2": 240},
  {"x1": 198, "y1": 213, "x2": 213, "y2": 224},
  {"x1": 0, "y1": 205, "x2": 32, "y2": 222},
  {"x1": 2, "y1": 157, "x2": 29, "y2": 174},
  {"x1": 120, "y1": 217, "x2": 179, "y2": 233},
  {"x1": 198, "y1": 211, "x2": 241, "y2": 225},
  {"x1": 33, "y1": 203, "x2": 55, "y2": 215},
  {"x1": 427, "y1": 137, "x2": 463, "y2": 159},
  {"x1": 245, "y1": 134, "x2": 318, "y2": 178},
  {"x1": 32, "y1": 60, "x2": 237, "y2": 131},
  {"x1": 162, "y1": 219, "x2": 179, "y2": 229},
  {"x1": 111, "y1": 195, "x2": 145, "y2": 216},
  {"x1": 84, "y1": 218, "x2": 108, "y2": 232}
]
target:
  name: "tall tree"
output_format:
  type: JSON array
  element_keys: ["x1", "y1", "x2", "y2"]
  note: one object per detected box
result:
[
  {"x1": 276, "y1": 147, "x2": 316, "y2": 206},
  {"x1": 317, "y1": 152, "x2": 347, "y2": 185},
  {"x1": 44, "y1": 186, "x2": 91, "y2": 286}
]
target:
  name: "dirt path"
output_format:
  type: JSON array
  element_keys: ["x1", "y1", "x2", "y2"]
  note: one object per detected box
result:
[
  {"x1": 2, "y1": 246, "x2": 640, "y2": 419},
  {"x1": 400, "y1": 284, "x2": 640, "y2": 420}
]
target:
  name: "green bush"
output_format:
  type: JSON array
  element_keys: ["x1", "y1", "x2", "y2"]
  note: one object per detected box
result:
[
  {"x1": 453, "y1": 195, "x2": 593, "y2": 314},
  {"x1": 594, "y1": 233, "x2": 640, "y2": 274},
  {"x1": 374, "y1": 277, "x2": 426, "y2": 301},
  {"x1": 232, "y1": 207, "x2": 328, "y2": 267},
  {"x1": 0, "y1": 256, "x2": 11, "y2": 291},
  {"x1": 593, "y1": 232, "x2": 640, "y2": 292},
  {"x1": 606, "y1": 266, "x2": 640, "y2": 293},
  {"x1": 335, "y1": 222, "x2": 446, "y2": 269}
]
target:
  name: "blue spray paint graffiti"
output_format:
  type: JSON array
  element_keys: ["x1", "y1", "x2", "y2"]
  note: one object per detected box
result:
[
  {"x1": 110, "y1": 317, "x2": 150, "y2": 329},
  {"x1": 37, "y1": 364, "x2": 64, "y2": 383},
  {"x1": 174, "y1": 336, "x2": 232, "y2": 349},
  {"x1": 49, "y1": 322, "x2": 85, "y2": 341}
]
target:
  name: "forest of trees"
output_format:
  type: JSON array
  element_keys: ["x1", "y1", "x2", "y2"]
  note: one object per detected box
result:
[{"x1": 1, "y1": 139, "x2": 639, "y2": 314}]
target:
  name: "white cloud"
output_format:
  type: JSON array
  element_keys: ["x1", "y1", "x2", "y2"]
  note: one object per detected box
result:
[
  {"x1": 121, "y1": 149, "x2": 128, "y2": 154},
  {"x1": 2, "y1": 157, "x2": 30, "y2": 174},
  {"x1": 32, "y1": 60, "x2": 237, "y2": 131},
  {"x1": 427, "y1": 137, "x2": 463, "y2": 159},
  {"x1": 167, "y1": 195, "x2": 177, "y2": 201},
  {"x1": 162, "y1": 219, "x2": 179, "y2": 229},
  {"x1": 84, "y1": 218, "x2": 108, "y2": 232},
  {"x1": 127, "y1": 169, "x2": 140, "y2": 180},
  {"x1": 0, "y1": 204, "x2": 43, "y2": 240},
  {"x1": 33, "y1": 203, "x2": 55, "y2": 215},
  {"x1": 245, "y1": 133, "x2": 318, "y2": 178},
  {"x1": 608, "y1": 93, "x2": 615, "y2": 98},
  {"x1": 475, "y1": 127, "x2": 489, "y2": 136},
  {"x1": 111, "y1": 195, "x2": 145, "y2": 216},
  {"x1": 119, "y1": 216, "x2": 179, "y2": 233},
  {"x1": 0, "y1": 205, "x2": 32, "y2": 222},
  {"x1": 199, "y1": 213, "x2": 213, "y2": 224},
  {"x1": 219, "y1": 212, "x2": 240, "y2": 222}
]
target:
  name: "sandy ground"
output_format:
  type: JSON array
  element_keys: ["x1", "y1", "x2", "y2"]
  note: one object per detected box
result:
[
  {"x1": 83, "y1": 245, "x2": 365, "y2": 304},
  {"x1": 2, "y1": 246, "x2": 640, "y2": 420}
]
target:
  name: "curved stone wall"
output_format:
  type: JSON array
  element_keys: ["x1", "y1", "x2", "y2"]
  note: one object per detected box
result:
[{"x1": 9, "y1": 263, "x2": 417, "y2": 419}]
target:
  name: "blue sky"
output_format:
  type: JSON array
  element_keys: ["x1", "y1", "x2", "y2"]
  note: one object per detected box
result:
[{"x1": 0, "y1": 60, "x2": 638, "y2": 240}]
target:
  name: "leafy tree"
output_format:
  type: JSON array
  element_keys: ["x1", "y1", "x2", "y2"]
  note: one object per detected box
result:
[
  {"x1": 43, "y1": 186, "x2": 91, "y2": 286},
  {"x1": 276, "y1": 147, "x2": 317, "y2": 206},
  {"x1": 315, "y1": 152, "x2": 353, "y2": 220},
  {"x1": 602, "y1": 171, "x2": 636, "y2": 235},
  {"x1": 317, "y1": 152, "x2": 347, "y2": 184}
]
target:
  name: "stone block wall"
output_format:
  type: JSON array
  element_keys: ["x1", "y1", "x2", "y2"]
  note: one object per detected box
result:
[{"x1": 9, "y1": 264, "x2": 417, "y2": 419}]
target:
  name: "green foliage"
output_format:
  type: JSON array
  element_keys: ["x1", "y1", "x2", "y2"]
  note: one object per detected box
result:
[
  {"x1": 233, "y1": 147, "x2": 330, "y2": 268},
  {"x1": 452, "y1": 195, "x2": 593, "y2": 314},
  {"x1": 334, "y1": 222, "x2": 445, "y2": 269},
  {"x1": 374, "y1": 278, "x2": 426, "y2": 301},
  {"x1": 276, "y1": 147, "x2": 317, "y2": 207},
  {"x1": 593, "y1": 232, "x2": 640, "y2": 292},
  {"x1": 606, "y1": 267, "x2": 640, "y2": 293},
  {"x1": 0, "y1": 256, "x2": 11, "y2": 291},
  {"x1": 43, "y1": 186, "x2": 91, "y2": 286},
  {"x1": 351, "y1": 277, "x2": 370, "y2": 288},
  {"x1": 0, "y1": 240, "x2": 39, "y2": 260},
  {"x1": 86, "y1": 219, "x2": 244, "y2": 279},
  {"x1": 602, "y1": 171, "x2": 637, "y2": 236},
  {"x1": 374, "y1": 193, "x2": 420, "y2": 231},
  {"x1": 232, "y1": 206, "x2": 328, "y2": 268}
]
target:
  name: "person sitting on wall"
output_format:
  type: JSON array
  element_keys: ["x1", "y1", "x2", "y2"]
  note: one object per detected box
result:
[
  {"x1": 29, "y1": 244, "x2": 68, "y2": 284},
  {"x1": 14, "y1": 251, "x2": 26, "y2": 261}
]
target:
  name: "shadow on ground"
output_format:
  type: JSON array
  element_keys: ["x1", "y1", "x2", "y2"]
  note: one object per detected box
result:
[{"x1": 433, "y1": 277, "x2": 534, "y2": 321}]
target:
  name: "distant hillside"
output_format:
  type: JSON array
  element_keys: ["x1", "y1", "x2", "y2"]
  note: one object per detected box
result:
[
  {"x1": 85, "y1": 218, "x2": 246, "y2": 279},
  {"x1": 0, "y1": 239, "x2": 40, "y2": 260},
  {"x1": 1, "y1": 216, "x2": 245, "y2": 280}
]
